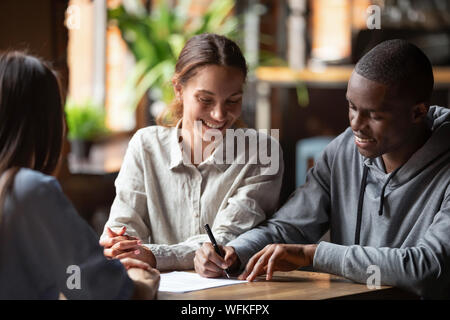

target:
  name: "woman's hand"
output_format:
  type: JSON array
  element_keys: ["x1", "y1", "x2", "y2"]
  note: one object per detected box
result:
[
  {"x1": 238, "y1": 244, "x2": 317, "y2": 281},
  {"x1": 115, "y1": 244, "x2": 157, "y2": 269},
  {"x1": 99, "y1": 226, "x2": 139, "y2": 249},
  {"x1": 119, "y1": 257, "x2": 152, "y2": 270},
  {"x1": 126, "y1": 262, "x2": 160, "y2": 300},
  {"x1": 194, "y1": 243, "x2": 239, "y2": 278},
  {"x1": 100, "y1": 226, "x2": 157, "y2": 268}
]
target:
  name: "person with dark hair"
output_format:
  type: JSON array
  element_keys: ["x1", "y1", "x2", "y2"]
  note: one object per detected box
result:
[
  {"x1": 0, "y1": 51, "x2": 160, "y2": 299},
  {"x1": 195, "y1": 39, "x2": 450, "y2": 299},
  {"x1": 99, "y1": 33, "x2": 283, "y2": 271}
]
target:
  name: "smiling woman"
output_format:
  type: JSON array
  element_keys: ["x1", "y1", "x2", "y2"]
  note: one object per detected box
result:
[
  {"x1": 176, "y1": 64, "x2": 245, "y2": 164},
  {"x1": 100, "y1": 33, "x2": 284, "y2": 273},
  {"x1": 157, "y1": 33, "x2": 248, "y2": 129},
  {"x1": 160, "y1": 34, "x2": 248, "y2": 165}
]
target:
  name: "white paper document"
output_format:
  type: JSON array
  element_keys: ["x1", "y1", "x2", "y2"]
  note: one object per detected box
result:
[{"x1": 158, "y1": 271, "x2": 247, "y2": 293}]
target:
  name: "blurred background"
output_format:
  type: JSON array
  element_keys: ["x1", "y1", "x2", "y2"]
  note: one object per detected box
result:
[{"x1": 0, "y1": 0, "x2": 449, "y2": 234}]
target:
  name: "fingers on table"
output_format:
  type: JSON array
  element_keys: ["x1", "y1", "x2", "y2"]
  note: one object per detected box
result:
[
  {"x1": 241, "y1": 245, "x2": 278, "y2": 281},
  {"x1": 266, "y1": 246, "x2": 284, "y2": 280}
]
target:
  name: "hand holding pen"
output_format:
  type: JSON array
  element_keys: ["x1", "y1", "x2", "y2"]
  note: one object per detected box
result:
[{"x1": 194, "y1": 224, "x2": 238, "y2": 278}]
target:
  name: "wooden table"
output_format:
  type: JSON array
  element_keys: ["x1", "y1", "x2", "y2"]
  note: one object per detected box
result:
[{"x1": 158, "y1": 270, "x2": 417, "y2": 300}]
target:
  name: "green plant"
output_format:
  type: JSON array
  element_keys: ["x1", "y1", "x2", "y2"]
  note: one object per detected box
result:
[
  {"x1": 108, "y1": 0, "x2": 238, "y2": 111},
  {"x1": 65, "y1": 99, "x2": 108, "y2": 141}
]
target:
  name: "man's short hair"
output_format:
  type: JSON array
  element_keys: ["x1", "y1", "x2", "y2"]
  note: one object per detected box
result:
[{"x1": 355, "y1": 39, "x2": 434, "y2": 104}]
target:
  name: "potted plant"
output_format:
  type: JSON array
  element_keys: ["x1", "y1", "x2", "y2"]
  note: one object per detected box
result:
[{"x1": 65, "y1": 98, "x2": 108, "y2": 159}]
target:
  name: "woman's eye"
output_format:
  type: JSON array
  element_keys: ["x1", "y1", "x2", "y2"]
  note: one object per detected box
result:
[{"x1": 198, "y1": 97, "x2": 213, "y2": 104}]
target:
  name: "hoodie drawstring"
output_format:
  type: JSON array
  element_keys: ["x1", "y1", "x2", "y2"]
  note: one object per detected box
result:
[
  {"x1": 354, "y1": 165, "x2": 369, "y2": 245},
  {"x1": 354, "y1": 164, "x2": 402, "y2": 245},
  {"x1": 377, "y1": 166, "x2": 402, "y2": 216}
]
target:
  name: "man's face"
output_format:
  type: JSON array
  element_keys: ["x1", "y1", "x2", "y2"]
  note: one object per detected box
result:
[{"x1": 346, "y1": 72, "x2": 416, "y2": 160}]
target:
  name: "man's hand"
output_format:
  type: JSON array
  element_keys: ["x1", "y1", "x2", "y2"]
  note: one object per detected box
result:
[
  {"x1": 194, "y1": 243, "x2": 239, "y2": 278},
  {"x1": 100, "y1": 226, "x2": 157, "y2": 268},
  {"x1": 239, "y1": 244, "x2": 317, "y2": 281}
]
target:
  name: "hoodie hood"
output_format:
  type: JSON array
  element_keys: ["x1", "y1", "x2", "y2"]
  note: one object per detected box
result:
[
  {"x1": 427, "y1": 105, "x2": 450, "y2": 131},
  {"x1": 391, "y1": 105, "x2": 450, "y2": 185},
  {"x1": 363, "y1": 105, "x2": 450, "y2": 186},
  {"x1": 355, "y1": 106, "x2": 450, "y2": 241}
]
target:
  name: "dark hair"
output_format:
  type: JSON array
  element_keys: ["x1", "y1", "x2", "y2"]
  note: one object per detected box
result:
[
  {"x1": 355, "y1": 39, "x2": 434, "y2": 104},
  {"x1": 0, "y1": 51, "x2": 64, "y2": 220},
  {"x1": 157, "y1": 33, "x2": 248, "y2": 127}
]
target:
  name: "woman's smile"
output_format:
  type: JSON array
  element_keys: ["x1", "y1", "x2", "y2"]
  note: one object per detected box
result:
[{"x1": 200, "y1": 118, "x2": 227, "y2": 130}]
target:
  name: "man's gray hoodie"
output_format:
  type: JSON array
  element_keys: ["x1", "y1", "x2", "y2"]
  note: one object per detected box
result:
[{"x1": 228, "y1": 106, "x2": 450, "y2": 299}]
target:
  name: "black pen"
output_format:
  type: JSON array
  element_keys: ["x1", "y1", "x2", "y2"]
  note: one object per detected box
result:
[{"x1": 203, "y1": 224, "x2": 230, "y2": 278}]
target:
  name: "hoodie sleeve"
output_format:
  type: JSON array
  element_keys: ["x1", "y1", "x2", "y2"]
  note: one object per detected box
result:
[
  {"x1": 227, "y1": 134, "x2": 339, "y2": 266},
  {"x1": 313, "y1": 187, "x2": 450, "y2": 299}
]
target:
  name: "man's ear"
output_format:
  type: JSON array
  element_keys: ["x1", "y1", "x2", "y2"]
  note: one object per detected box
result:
[{"x1": 411, "y1": 103, "x2": 428, "y2": 123}]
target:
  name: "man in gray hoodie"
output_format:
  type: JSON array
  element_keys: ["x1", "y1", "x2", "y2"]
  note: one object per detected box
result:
[{"x1": 194, "y1": 39, "x2": 450, "y2": 299}]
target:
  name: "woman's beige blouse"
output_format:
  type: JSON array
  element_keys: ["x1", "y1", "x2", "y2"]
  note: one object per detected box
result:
[{"x1": 103, "y1": 121, "x2": 283, "y2": 270}]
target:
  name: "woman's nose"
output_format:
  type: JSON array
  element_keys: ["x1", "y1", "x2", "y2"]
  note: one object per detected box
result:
[{"x1": 211, "y1": 103, "x2": 226, "y2": 121}]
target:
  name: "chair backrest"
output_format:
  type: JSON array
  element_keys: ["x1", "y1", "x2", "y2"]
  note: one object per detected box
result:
[{"x1": 296, "y1": 136, "x2": 334, "y2": 187}]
